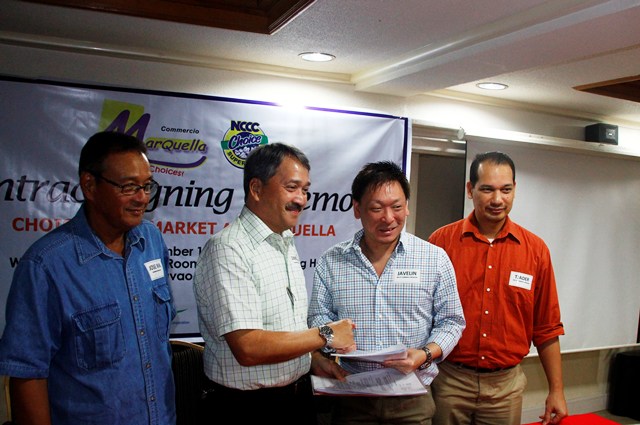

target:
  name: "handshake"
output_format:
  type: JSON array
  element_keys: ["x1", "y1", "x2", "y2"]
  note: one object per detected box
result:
[{"x1": 318, "y1": 318, "x2": 356, "y2": 354}]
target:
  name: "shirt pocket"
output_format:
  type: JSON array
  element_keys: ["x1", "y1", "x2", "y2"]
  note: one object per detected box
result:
[
  {"x1": 72, "y1": 303, "x2": 125, "y2": 371},
  {"x1": 152, "y1": 284, "x2": 174, "y2": 342}
]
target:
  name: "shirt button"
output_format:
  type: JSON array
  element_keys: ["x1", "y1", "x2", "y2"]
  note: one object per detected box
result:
[
  {"x1": 149, "y1": 395, "x2": 156, "y2": 402},
  {"x1": 139, "y1": 330, "x2": 145, "y2": 336},
  {"x1": 488, "y1": 265, "x2": 492, "y2": 269},
  {"x1": 146, "y1": 363, "x2": 151, "y2": 369},
  {"x1": 133, "y1": 295, "x2": 139, "y2": 301},
  {"x1": 486, "y1": 288, "x2": 491, "y2": 292},
  {"x1": 481, "y1": 356, "x2": 485, "y2": 360},
  {"x1": 482, "y1": 333, "x2": 487, "y2": 337},
  {"x1": 485, "y1": 310, "x2": 489, "y2": 315}
]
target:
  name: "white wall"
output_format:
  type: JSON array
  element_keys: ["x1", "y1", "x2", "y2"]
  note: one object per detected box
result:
[
  {"x1": 1, "y1": 42, "x2": 639, "y2": 422},
  {"x1": 405, "y1": 94, "x2": 640, "y2": 148}
]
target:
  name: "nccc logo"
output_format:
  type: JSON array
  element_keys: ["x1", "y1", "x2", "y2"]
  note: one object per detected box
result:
[
  {"x1": 220, "y1": 120, "x2": 269, "y2": 169},
  {"x1": 230, "y1": 121, "x2": 261, "y2": 132}
]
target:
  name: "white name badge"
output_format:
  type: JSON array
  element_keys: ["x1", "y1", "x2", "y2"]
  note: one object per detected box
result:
[
  {"x1": 394, "y1": 269, "x2": 420, "y2": 284},
  {"x1": 145, "y1": 259, "x2": 165, "y2": 281},
  {"x1": 509, "y1": 271, "x2": 533, "y2": 290}
]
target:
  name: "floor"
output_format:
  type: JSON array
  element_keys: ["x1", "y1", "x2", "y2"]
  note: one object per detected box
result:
[
  {"x1": 1, "y1": 380, "x2": 638, "y2": 425},
  {"x1": 596, "y1": 410, "x2": 640, "y2": 424},
  {"x1": 319, "y1": 410, "x2": 640, "y2": 425}
]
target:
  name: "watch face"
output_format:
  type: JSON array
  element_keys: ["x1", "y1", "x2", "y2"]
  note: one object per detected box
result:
[{"x1": 320, "y1": 325, "x2": 334, "y2": 345}]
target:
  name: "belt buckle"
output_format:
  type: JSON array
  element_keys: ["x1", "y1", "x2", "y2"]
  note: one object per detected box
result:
[
  {"x1": 453, "y1": 362, "x2": 507, "y2": 373},
  {"x1": 293, "y1": 374, "x2": 308, "y2": 395}
]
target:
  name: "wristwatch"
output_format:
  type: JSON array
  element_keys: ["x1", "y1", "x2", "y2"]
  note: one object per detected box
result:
[
  {"x1": 318, "y1": 325, "x2": 334, "y2": 350},
  {"x1": 418, "y1": 346, "x2": 432, "y2": 370}
]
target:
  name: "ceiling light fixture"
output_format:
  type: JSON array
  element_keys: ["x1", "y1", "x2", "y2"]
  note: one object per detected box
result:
[
  {"x1": 298, "y1": 52, "x2": 335, "y2": 62},
  {"x1": 476, "y1": 82, "x2": 508, "y2": 90}
]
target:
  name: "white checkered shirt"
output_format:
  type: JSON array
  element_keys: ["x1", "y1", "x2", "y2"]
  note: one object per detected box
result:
[{"x1": 194, "y1": 206, "x2": 311, "y2": 390}]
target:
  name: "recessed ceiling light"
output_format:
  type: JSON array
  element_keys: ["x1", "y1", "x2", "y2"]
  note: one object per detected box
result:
[
  {"x1": 298, "y1": 52, "x2": 335, "y2": 62},
  {"x1": 476, "y1": 82, "x2": 508, "y2": 90}
]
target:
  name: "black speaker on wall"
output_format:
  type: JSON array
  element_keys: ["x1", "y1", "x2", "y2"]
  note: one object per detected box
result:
[
  {"x1": 585, "y1": 123, "x2": 618, "y2": 145},
  {"x1": 608, "y1": 350, "x2": 640, "y2": 420}
]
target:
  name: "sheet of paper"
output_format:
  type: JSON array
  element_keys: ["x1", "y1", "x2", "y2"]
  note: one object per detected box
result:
[
  {"x1": 332, "y1": 343, "x2": 407, "y2": 363},
  {"x1": 311, "y1": 368, "x2": 427, "y2": 396}
]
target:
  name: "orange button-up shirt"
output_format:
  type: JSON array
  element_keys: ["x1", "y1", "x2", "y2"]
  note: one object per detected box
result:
[{"x1": 428, "y1": 212, "x2": 564, "y2": 369}]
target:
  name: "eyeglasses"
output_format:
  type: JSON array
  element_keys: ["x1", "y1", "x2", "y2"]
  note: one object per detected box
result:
[{"x1": 93, "y1": 174, "x2": 159, "y2": 196}]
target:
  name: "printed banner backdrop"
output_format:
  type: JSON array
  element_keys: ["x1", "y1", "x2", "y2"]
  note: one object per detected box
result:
[{"x1": 0, "y1": 77, "x2": 410, "y2": 337}]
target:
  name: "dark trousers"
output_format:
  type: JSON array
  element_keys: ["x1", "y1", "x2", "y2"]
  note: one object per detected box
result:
[{"x1": 202, "y1": 374, "x2": 318, "y2": 425}]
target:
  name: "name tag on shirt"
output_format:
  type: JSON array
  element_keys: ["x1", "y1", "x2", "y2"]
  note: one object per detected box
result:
[
  {"x1": 145, "y1": 259, "x2": 165, "y2": 281},
  {"x1": 394, "y1": 269, "x2": 420, "y2": 283},
  {"x1": 509, "y1": 271, "x2": 533, "y2": 290}
]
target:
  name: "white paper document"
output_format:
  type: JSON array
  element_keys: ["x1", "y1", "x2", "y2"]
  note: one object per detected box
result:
[
  {"x1": 331, "y1": 343, "x2": 407, "y2": 363},
  {"x1": 311, "y1": 368, "x2": 427, "y2": 396}
]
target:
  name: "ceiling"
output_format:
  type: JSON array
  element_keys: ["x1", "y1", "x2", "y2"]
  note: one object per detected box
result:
[{"x1": 2, "y1": 0, "x2": 640, "y2": 127}]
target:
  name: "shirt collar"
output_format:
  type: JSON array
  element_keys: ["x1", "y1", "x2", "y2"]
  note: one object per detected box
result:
[
  {"x1": 462, "y1": 210, "x2": 522, "y2": 243},
  {"x1": 345, "y1": 228, "x2": 407, "y2": 254},
  {"x1": 71, "y1": 204, "x2": 145, "y2": 263},
  {"x1": 240, "y1": 206, "x2": 294, "y2": 245}
]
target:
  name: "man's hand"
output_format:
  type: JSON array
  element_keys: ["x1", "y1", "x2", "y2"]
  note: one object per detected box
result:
[
  {"x1": 327, "y1": 319, "x2": 356, "y2": 353},
  {"x1": 539, "y1": 390, "x2": 568, "y2": 424},
  {"x1": 383, "y1": 347, "x2": 424, "y2": 374},
  {"x1": 311, "y1": 351, "x2": 350, "y2": 381}
]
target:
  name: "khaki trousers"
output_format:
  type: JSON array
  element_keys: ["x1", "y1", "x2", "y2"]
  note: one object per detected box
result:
[
  {"x1": 432, "y1": 362, "x2": 527, "y2": 425},
  {"x1": 331, "y1": 390, "x2": 435, "y2": 425}
]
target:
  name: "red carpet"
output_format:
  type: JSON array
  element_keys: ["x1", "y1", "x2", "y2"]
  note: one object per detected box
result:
[{"x1": 523, "y1": 413, "x2": 621, "y2": 425}]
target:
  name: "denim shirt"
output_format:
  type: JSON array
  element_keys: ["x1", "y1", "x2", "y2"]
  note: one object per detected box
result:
[{"x1": 0, "y1": 206, "x2": 176, "y2": 425}]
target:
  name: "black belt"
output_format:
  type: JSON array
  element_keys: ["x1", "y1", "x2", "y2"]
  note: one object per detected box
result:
[
  {"x1": 207, "y1": 373, "x2": 310, "y2": 396},
  {"x1": 451, "y1": 362, "x2": 516, "y2": 374}
]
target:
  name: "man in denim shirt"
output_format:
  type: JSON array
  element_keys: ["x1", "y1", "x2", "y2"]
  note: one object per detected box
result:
[{"x1": 0, "y1": 131, "x2": 176, "y2": 425}]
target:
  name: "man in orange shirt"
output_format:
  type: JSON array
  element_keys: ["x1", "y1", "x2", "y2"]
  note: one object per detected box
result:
[{"x1": 428, "y1": 151, "x2": 568, "y2": 425}]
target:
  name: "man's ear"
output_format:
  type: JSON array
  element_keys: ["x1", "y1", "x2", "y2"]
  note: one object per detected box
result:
[
  {"x1": 248, "y1": 177, "x2": 262, "y2": 202},
  {"x1": 80, "y1": 172, "x2": 96, "y2": 201},
  {"x1": 353, "y1": 200, "x2": 361, "y2": 220}
]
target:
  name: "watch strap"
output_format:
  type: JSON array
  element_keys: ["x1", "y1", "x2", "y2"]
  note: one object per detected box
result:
[{"x1": 418, "y1": 346, "x2": 432, "y2": 370}]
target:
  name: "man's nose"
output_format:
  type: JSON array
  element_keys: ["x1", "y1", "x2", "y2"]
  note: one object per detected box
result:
[{"x1": 294, "y1": 189, "x2": 307, "y2": 206}]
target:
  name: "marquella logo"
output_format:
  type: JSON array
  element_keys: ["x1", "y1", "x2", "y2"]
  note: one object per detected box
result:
[
  {"x1": 99, "y1": 99, "x2": 209, "y2": 173},
  {"x1": 220, "y1": 120, "x2": 268, "y2": 169}
]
